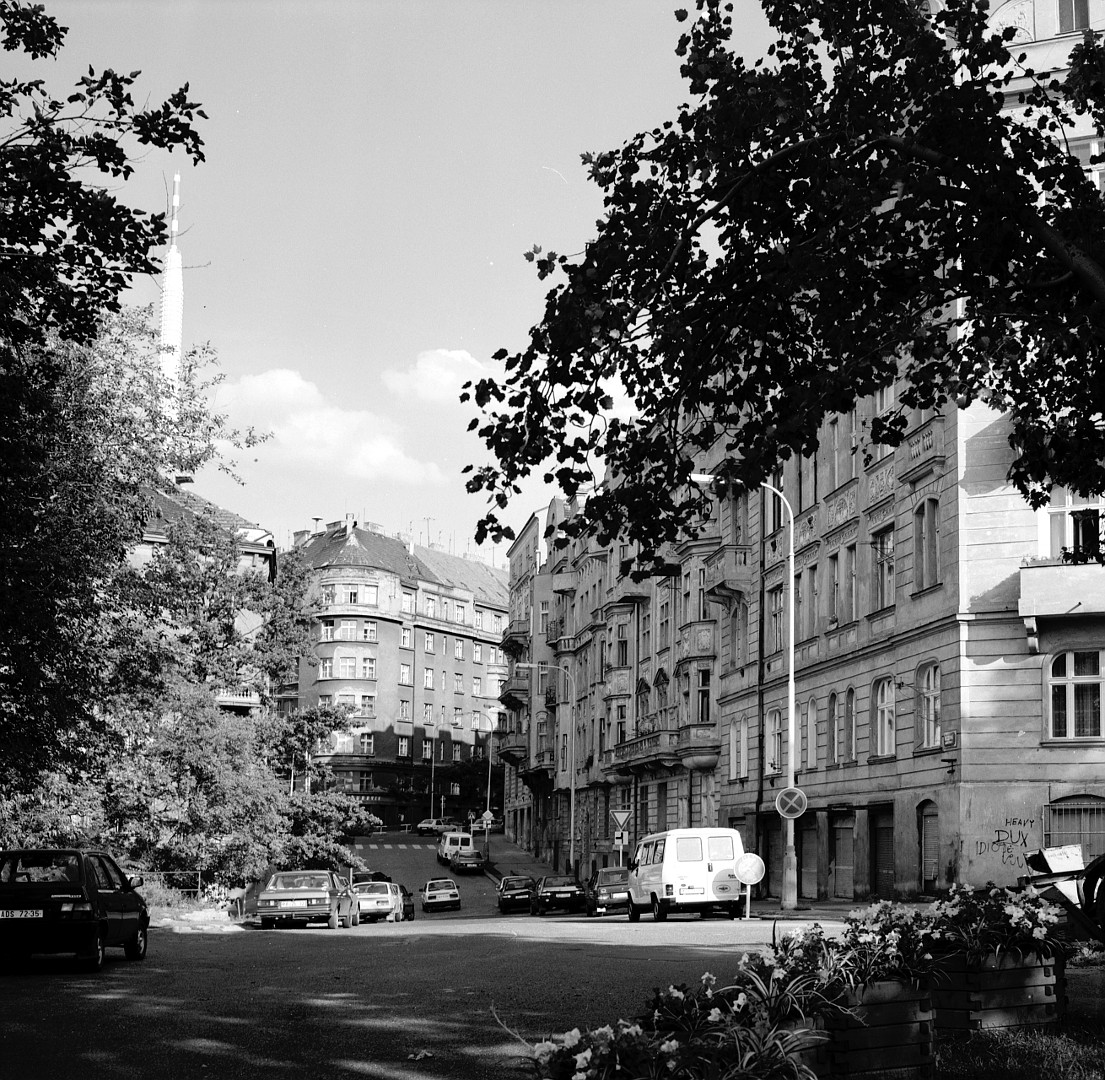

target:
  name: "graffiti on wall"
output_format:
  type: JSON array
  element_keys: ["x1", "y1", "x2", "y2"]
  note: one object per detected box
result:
[{"x1": 974, "y1": 816, "x2": 1035, "y2": 869}]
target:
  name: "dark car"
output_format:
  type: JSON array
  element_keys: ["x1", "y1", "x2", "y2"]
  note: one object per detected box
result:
[
  {"x1": 399, "y1": 884, "x2": 416, "y2": 921},
  {"x1": 0, "y1": 848, "x2": 150, "y2": 971},
  {"x1": 585, "y1": 866, "x2": 630, "y2": 917},
  {"x1": 496, "y1": 875, "x2": 536, "y2": 914},
  {"x1": 449, "y1": 848, "x2": 486, "y2": 875},
  {"x1": 255, "y1": 870, "x2": 358, "y2": 929},
  {"x1": 530, "y1": 874, "x2": 585, "y2": 915}
]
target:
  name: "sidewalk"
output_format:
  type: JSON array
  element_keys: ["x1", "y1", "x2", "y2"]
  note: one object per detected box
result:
[{"x1": 483, "y1": 834, "x2": 855, "y2": 924}]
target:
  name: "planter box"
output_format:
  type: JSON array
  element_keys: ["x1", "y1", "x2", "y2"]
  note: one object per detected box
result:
[
  {"x1": 931, "y1": 952, "x2": 1066, "y2": 1035},
  {"x1": 824, "y1": 981, "x2": 935, "y2": 1080}
]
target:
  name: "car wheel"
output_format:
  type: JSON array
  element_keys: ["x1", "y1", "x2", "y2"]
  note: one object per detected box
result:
[
  {"x1": 651, "y1": 897, "x2": 667, "y2": 922},
  {"x1": 327, "y1": 908, "x2": 339, "y2": 930},
  {"x1": 351, "y1": 907, "x2": 360, "y2": 927},
  {"x1": 628, "y1": 901, "x2": 641, "y2": 922},
  {"x1": 124, "y1": 926, "x2": 148, "y2": 961},
  {"x1": 261, "y1": 917, "x2": 274, "y2": 930},
  {"x1": 81, "y1": 930, "x2": 106, "y2": 972}
]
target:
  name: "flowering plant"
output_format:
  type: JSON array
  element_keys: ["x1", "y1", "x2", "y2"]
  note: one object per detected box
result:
[
  {"x1": 530, "y1": 967, "x2": 829, "y2": 1080},
  {"x1": 928, "y1": 882, "x2": 1063, "y2": 961}
]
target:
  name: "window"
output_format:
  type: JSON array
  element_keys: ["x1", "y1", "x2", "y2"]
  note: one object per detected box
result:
[
  {"x1": 360, "y1": 694, "x2": 375, "y2": 716},
  {"x1": 732, "y1": 600, "x2": 749, "y2": 668},
  {"x1": 799, "y1": 450, "x2": 817, "y2": 511},
  {"x1": 453, "y1": 706, "x2": 463, "y2": 726},
  {"x1": 493, "y1": 614, "x2": 503, "y2": 634},
  {"x1": 659, "y1": 596, "x2": 670, "y2": 648},
  {"x1": 424, "y1": 632, "x2": 435, "y2": 652},
  {"x1": 345, "y1": 587, "x2": 358, "y2": 605},
  {"x1": 698, "y1": 568, "x2": 709, "y2": 621},
  {"x1": 364, "y1": 584, "x2": 378, "y2": 607},
  {"x1": 456, "y1": 604, "x2": 466, "y2": 624},
  {"x1": 739, "y1": 715, "x2": 749, "y2": 778},
  {"x1": 768, "y1": 585, "x2": 785, "y2": 653},
  {"x1": 401, "y1": 591, "x2": 414, "y2": 613},
  {"x1": 844, "y1": 687, "x2": 856, "y2": 761},
  {"x1": 399, "y1": 663, "x2": 411, "y2": 684},
  {"x1": 767, "y1": 709, "x2": 783, "y2": 774},
  {"x1": 401, "y1": 627, "x2": 412, "y2": 648},
  {"x1": 616, "y1": 703, "x2": 627, "y2": 743},
  {"x1": 399, "y1": 699, "x2": 410, "y2": 719},
  {"x1": 422, "y1": 739, "x2": 433, "y2": 761},
  {"x1": 828, "y1": 692, "x2": 840, "y2": 765},
  {"x1": 452, "y1": 744, "x2": 462, "y2": 763},
  {"x1": 844, "y1": 543, "x2": 857, "y2": 620},
  {"x1": 320, "y1": 619, "x2": 334, "y2": 642},
  {"x1": 318, "y1": 658, "x2": 333, "y2": 679},
  {"x1": 358, "y1": 772, "x2": 373, "y2": 793},
  {"x1": 828, "y1": 417, "x2": 840, "y2": 491},
  {"x1": 641, "y1": 609, "x2": 651, "y2": 655},
  {"x1": 474, "y1": 609, "x2": 483, "y2": 629},
  {"x1": 454, "y1": 673, "x2": 464, "y2": 693},
  {"x1": 398, "y1": 736, "x2": 410, "y2": 757},
  {"x1": 561, "y1": 733, "x2": 568, "y2": 769},
  {"x1": 423, "y1": 668, "x2": 434, "y2": 689},
  {"x1": 874, "y1": 678, "x2": 895, "y2": 756},
  {"x1": 359, "y1": 733, "x2": 374, "y2": 755},
  {"x1": 872, "y1": 527, "x2": 895, "y2": 610},
  {"x1": 442, "y1": 600, "x2": 450, "y2": 621},
  {"x1": 616, "y1": 624, "x2": 628, "y2": 666},
  {"x1": 1050, "y1": 651, "x2": 1104, "y2": 739},
  {"x1": 805, "y1": 696, "x2": 817, "y2": 769},
  {"x1": 425, "y1": 596, "x2": 436, "y2": 618},
  {"x1": 697, "y1": 669, "x2": 711, "y2": 724},
  {"x1": 919, "y1": 664, "x2": 942, "y2": 748},
  {"x1": 873, "y1": 382, "x2": 896, "y2": 460},
  {"x1": 805, "y1": 565, "x2": 818, "y2": 638},
  {"x1": 318, "y1": 694, "x2": 331, "y2": 707},
  {"x1": 454, "y1": 639, "x2": 464, "y2": 660},
  {"x1": 1047, "y1": 487, "x2": 1103, "y2": 559},
  {"x1": 363, "y1": 621, "x2": 377, "y2": 642},
  {"x1": 473, "y1": 676, "x2": 482, "y2": 696},
  {"x1": 1059, "y1": 0, "x2": 1090, "y2": 34},
  {"x1": 338, "y1": 656, "x2": 356, "y2": 678},
  {"x1": 914, "y1": 499, "x2": 940, "y2": 591},
  {"x1": 767, "y1": 468, "x2": 784, "y2": 532},
  {"x1": 319, "y1": 585, "x2": 335, "y2": 605},
  {"x1": 422, "y1": 703, "x2": 433, "y2": 725},
  {"x1": 361, "y1": 657, "x2": 376, "y2": 680},
  {"x1": 450, "y1": 782, "x2": 461, "y2": 795},
  {"x1": 539, "y1": 600, "x2": 549, "y2": 634}
]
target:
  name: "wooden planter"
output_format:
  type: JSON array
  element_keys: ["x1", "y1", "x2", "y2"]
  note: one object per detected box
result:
[
  {"x1": 931, "y1": 951, "x2": 1066, "y2": 1036},
  {"x1": 822, "y1": 980, "x2": 935, "y2": 1080}
]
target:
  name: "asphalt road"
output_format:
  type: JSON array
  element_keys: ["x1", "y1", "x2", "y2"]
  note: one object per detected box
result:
[{"x1": 0, "y1": 839, "x2": 813, "y2": 1080}]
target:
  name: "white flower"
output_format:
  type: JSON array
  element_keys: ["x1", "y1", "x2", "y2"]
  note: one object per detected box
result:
[
  {"x1": 561, "y1": 1028, "x2": 582, "y2": 1049},
  {"x1": 533, "y1": 1041, "x2": 558, "y2": 1064},
  {"x1": 660, "y1": 1040, "x2": 680, "y2": 1055},
  {"x1": 575, "y1": 1048, "x2": 593, "y2": 1070},
  {"x1": 708, "y1": 1007, "x2": 723, "y2": 1022},
  {"x1": 666, "y1": 986, "x2": 685, "y2": 1000},
  {"x1": 700, "y1": 972, "x2": 717, "y2": 988},
  {"x1": 735, "y1": 992, "x2": 748, "y2": 1010}
]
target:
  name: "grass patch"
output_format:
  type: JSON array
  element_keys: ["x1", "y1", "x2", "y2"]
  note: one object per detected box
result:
[{"x1": 935, "y1": 1024, "x2": 1105, "y2": 1080}]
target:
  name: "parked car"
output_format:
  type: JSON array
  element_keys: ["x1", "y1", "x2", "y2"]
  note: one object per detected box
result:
[
  {"x1": 419, "y1": 878, "x2": 461, "y2": 912},
  {"x1": 530, "y1": 875, "x2": 585, "y2": 915},
  {"x1": 352, "y1": 869, "x2": 392, "y2": 884},
  {"x1": 437, "y1": 831, "x2": 475, "y2": 864},
  {"x1": 415, "y1": 818, "x2": 455, "y2": 837},
  {"x1": 355, "y1": 880, "x2": 406, "y2": 922},
  {"x1": 627, "y1": 827, "x2": 744, "y2": 921},
  {"x1": 585, "y1": 866, "x2": 630, "y2": 917},
  {"x1": 496, "y1": 875, "x2": 536, "y2": 914},
  {"x1": 255, "y1": 871, "x2": 358, "y2": 929},
  {"x1": 399, "y1": 884, "x2": 416, "y2": 921},
  {"x1": 0, "y1": 848, "x2": 150, "y2": 971},
  {"x1": 449, "y1": 848, "x2": 486, "y2": 874}
]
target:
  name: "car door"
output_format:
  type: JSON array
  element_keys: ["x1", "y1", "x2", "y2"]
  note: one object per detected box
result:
[{"x1": 87, "y1": 854, "x2": 136, "y2": 945}]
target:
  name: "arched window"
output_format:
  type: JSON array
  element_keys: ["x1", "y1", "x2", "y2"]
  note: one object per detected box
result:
[
  {"x1": 728, "y1": 721, "x2": 739, "y2": 782},
  {"x1": 919, "y1": 663, "x2": 941, "y2": 748},
  {"x1": 804, "y1": 696, "x2": 818, "y2": 770},
  {"x1": 1049, "y1": 651, "x2": 1104, "y2": 739},
  {"x1": 827, "y1": 693, "x2": 839, "y2": 765},
  {"x1": 873, "y1": 678, "x2": 895, "y2": 756},
  {"x1": 913, "y1": 498, "x2": 940, "y2": 591},
  {"x1": 731, "y1": 600, "x2": 749, "y2": 669},
  {"x1": 919, "y1": 801, "x2": 939, "y2": 893},
  {"x1": 767, "y1": 709, "x2": 783, "y2": 774},
  {"x1": 844, "y1": 687, "x2": 856, "y2": 761}
]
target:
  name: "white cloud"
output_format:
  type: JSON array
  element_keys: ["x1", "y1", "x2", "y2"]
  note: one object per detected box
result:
[
  {"x1": 211, "y1": 368, "x2": 447, "y2": 484},
  {"x1": 381, "y1": 348, "x2": 500, "y2": 404}
]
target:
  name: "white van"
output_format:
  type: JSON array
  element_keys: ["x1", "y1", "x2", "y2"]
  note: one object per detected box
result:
[
  {"x1": 626, "y1": 827, "x2": 745, "y2": 921},
  {"x1": 436, "y1": 831, "x2": 473, "y2": 865}
]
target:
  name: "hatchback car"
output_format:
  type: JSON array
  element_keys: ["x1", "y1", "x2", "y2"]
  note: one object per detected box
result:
[
  {"x1": 449, "y1": 848, "x2": 486, "y2": 874},
  {"x1": 496, "y1": 875, "x2": 536, "y2": 914},
  {"x1": 415, "y1": 818, "x2": 456, "y2": 837},
  {"x1": 419, "y1": 878, "x2": 461, "y2": 912},
  {"x1": 585, "y1": 866, "x2": 630, "y2": 917},
  {"x1": 255, "y1": 871, "x2": 357, "y2": 929},
  {"x1": 531, "y1": 875, "x2": 585, "y2": 915},
  {"x1": 355, "y1": 880, "x2": 405, "y2": 922},
  {"x1": 0, "y1": 848, "x2": 150, "y2": 971}
]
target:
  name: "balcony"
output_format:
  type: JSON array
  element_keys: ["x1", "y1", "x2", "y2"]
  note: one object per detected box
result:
[
  {"x1": 704, "y1": 544, "x2": 754, "y2": 601},
  {"x1": 1020, "y1": 560, "x2": 1105, "y2": 650},
  {"x1": 607, "y1": 576, "x2": 650, "y2": 606},
  {"x1": 215, "y1": 688, "x2": 262, "y2": 712},
  {"x1": 676, "y1": 723, "x2": 721, "y2": 771},
  {"x1": 499, "y1": 673, "x2": 530, "y2": 708},
  {"x1": 552, "y1": 571, "x2": 577, "y2": 594},
  {"x1": 898, "y1": 414, "x2": 946, "y2": 485},
  {"x1": 501, "y1": 616, "x2": 530, "y2": 654},
  {"x1": 497, "y1": 730, "x2": 528, "y2": 767},
  {"x1": 605, "y1": 728, "x2": 682, "y2": 775}
]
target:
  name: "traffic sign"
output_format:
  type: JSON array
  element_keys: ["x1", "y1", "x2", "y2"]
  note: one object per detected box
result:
[
  {"x1": 775, "y1": 787, "x2": 807, "y2": 819},
  {"x1": 735, "y1": 852, "x2": 766, "y2": 885},
  {"x1": 481, "y1": 810, "x2": 494, "y2": 824},
  {"x1": 611, "y1": 809, "x2": 631, "y2": 831},
  {"x1": 614, "y1": 830, "x2": 628, "y2": 846}
]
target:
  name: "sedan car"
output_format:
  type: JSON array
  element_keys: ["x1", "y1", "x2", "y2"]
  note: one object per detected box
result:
[
  {"x1": 355, "y1": 880, "x2": 405, "y2": 922},
  {"x1": 585, "y1": 866, "x2": 630, "y2": 917},
  {"x1": 531, "y1": 875, "x2": 586, "y2": 915},
  {"x1": 414, "y1": 818, "x2": 457, "y2": 837},
  {"x1": 0, "y1": 848, "x2": 150, "y2": 971},
  {"x1": 496, "y1": 875, "x2": 536, "y2": 914},
  {"x1": 449, "y1": 848, "x2": 486, "y2": 874},
  {"x1": 256, "y1": 871, "x2": 358, "y2": 929},
  {"x1": 419, "y1": 878, "x2": 461, "y2": 912}
]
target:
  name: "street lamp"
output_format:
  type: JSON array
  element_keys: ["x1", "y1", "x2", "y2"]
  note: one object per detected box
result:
[
  {"x1": 691, "y1": 474, "x2": 798, "y2": 912},
  {"x1": 517, "y1": 661, "x2": 578, "y2": 878},
  {"x1": 470, "y1": 709, "x2": 501, "y2": 848}
]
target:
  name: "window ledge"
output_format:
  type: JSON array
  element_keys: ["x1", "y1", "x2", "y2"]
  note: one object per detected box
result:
[
  {"x1": 866, "y1": 606, "x2": 896, "y2": 621},
  {"x1": 913, "y1": 744, "x2": 945, "y2": 757},
  {"x1": 910, "y1": 583, "x2": 943, "y2": 600},
  {"x1": 1042, "y1": 737, "x2": 1105, "y2": 746},
  {"x1": 868, "y1": 754, "x2": 897, "y2": 764}
]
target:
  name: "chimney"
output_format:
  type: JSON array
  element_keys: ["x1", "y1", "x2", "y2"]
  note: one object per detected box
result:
[{"x1": 345, "y1": 513, "x2": 356, "y2": 537}]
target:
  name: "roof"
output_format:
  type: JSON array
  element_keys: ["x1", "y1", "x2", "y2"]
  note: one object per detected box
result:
[
  {"x1": 144, "y1": 485, "x2": 273, "y2": 544},
  {"x1": 299, "y1": 523, "x2": 508, "y2": 608}
]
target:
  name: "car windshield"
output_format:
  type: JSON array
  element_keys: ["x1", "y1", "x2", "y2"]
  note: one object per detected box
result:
[
  {"x1": 502, "y1": 877, "x2": 532, "y2": 889},
  {"x1": 598, "y1": 869, "x2": 629, "y2": 884},
  {"x1": 269, "y1": 873, "x2": 331, "y2": 891},
  {"x1": 544, "y1": 876, "x2": 576, "y2": 888},
  {"x1": 356, "y1": 882, "x2": 388, "y2": 895},
  {"x1": 427, "y1": 880, "x2": 455, "y2": 891},
  {"x1": 0, "y1": 851, "x2": 80, "y2": 884}
]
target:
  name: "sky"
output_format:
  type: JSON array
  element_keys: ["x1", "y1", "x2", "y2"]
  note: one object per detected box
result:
[{"x1": 36, "y1": 0, "x2": 772, "y2": 562}]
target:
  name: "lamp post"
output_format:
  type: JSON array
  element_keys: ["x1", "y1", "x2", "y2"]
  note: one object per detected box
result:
[
  {"x1": 517, "y1": 661, "x2": 578, "y2": 878},
  {"x1": 691, "y1": 474, "x2": 798, "y2": 912},
  {"x1": 470, "y1": 709, "x2": 500, "y2": 857}
]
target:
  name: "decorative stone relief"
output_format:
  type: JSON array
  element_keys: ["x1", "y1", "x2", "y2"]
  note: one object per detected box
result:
[
  {"x1": 988, "y1": 0, "x2": 1033, "y2": 42},
  {"x1": 826, "y1": 487, "x2": 857, "y2": 530},
  {"x1": 824, "y1": 519, "x2": 859, "y2": 553},
  {"x1": 868, "y1": 462, "x2": 896, "y2": 503},
  {"x1": 867, "y1": 500, "x2": 895, "y2": 528},
  {"x1": 796, "y1": 510, "x2": 818, "y2": 548}
]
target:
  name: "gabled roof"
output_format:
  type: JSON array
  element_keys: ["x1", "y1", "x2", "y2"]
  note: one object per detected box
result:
[{"x1": 144, "y1": 485, "x2": 273, "y2": 545}]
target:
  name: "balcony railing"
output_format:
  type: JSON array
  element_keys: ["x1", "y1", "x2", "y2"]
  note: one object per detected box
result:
[
  {"x1": 703, "y1": 544, "x2": 754, "y2": 601},
  {"x1": 608, "y1": 577, "x2": 649, "y2": 605},
  {"x1": 1020, "y1": 560, "x2": 1105, "y2": 621},
  {"x1": 605, "y1": 729, "x2": 682, "y2": 774}
]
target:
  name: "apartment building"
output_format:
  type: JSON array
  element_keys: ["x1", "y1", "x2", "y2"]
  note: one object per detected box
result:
[{"x1": 297, "y1": 516, "x2": 509, "y2": 829}]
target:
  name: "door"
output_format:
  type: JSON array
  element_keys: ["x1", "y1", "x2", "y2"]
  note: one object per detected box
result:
[
  {"x1": 920, "y1": 803, "x2": 939, "y2": 894},
  {"x1": 89, "y1": 854, "x2": 140, "y2": 945},
  {"x1": 830, "y1": 815, "x2": 854, "y2": 898},
  {"x1": 871, "y1": 810, "x2": 896, "y2": 899},
  {"x1": 799, "y1": 822, "x2": 818, "y2": 900}
]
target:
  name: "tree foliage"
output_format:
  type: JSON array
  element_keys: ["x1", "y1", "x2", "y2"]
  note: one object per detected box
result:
[{"x1": 465, "y1": 0, "x2": 1105, "y2": 573}]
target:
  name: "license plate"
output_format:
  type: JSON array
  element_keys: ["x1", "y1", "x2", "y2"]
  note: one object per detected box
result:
[
  {"x1": 278, "y1": 900, "x2": 300, "y2": 909},
  {"x1": 611, "y1": 891, "x2": 628, "y2": 900},
  {"x1": 0, "y1": 909, "x2": 43, "y2": 918}
]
